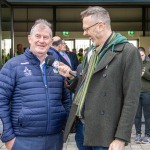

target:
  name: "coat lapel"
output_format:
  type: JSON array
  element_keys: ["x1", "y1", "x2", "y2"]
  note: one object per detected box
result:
[
  {"x1": 94, "y1": 50, "x2": 117, "y2": 74},
  {"x1": 94, "y1": 43, "x2": 126, "y2": 74}
]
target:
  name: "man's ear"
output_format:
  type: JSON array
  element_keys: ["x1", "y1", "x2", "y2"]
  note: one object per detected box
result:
[
  {"x1": 98, "y1": 22, "x2": 105, "y2": 32},
  {"x1": 28, "y1": 35, "x2": 31, "y2": 44},
  {"x1": 58, "y1": 44, "x2": 62, "y2": 51}
]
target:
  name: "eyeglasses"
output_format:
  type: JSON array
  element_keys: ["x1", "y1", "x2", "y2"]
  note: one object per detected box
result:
[{"x1": 83, "y1": 22, "x2": 100, "y2": 32}]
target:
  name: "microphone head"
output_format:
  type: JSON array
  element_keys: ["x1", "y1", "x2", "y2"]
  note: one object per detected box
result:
[{"x1": 45, "y1": 55, "x2": 55, "y2": 66}]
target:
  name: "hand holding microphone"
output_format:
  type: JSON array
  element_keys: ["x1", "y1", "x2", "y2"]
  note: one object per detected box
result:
[{"x1": 45, "y1": 55, "x2": 77, "y2": 78}]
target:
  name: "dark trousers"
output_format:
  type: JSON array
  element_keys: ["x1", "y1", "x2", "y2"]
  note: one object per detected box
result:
[
  {"x1": 135, "y1": 92, "x2": 150, "y2": 136},
  {"x1": 12, "y1": 132, "x2": 63, "y2": 150},
  {"x1": 75, "y1": 120, "x2": 108, "y2": 150}
]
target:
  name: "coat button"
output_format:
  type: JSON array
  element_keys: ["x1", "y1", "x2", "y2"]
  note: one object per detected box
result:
[
  {"x1": 100, "y1": 111, "x2": 105, "y2": 115},
  {"x1": 103, "y1": 74, "x2": 107, "y2": 78}
]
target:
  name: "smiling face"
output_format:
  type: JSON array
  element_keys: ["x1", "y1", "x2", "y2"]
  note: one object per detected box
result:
[
  {"x1": 82, "y1": 15, "x2": 105, "y2": 47},
  {"x1": 28, "y1": 23, "x2": 52, "y2": 60},
  {"x1": 81, "y1": 6, "x2": 112, "y2": 47}
]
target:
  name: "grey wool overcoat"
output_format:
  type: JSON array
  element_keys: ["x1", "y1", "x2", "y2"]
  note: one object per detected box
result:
[{"x1": 64, "y1": 43, "x2": 142, "y2": 147}]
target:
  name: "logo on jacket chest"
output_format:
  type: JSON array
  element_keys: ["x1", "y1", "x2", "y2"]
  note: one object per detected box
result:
[{"x1": 23, "y1": 66, "x2": 32, "y2": 76}]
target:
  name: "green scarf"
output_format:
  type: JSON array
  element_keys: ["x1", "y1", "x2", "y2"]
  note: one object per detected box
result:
[
  {"x1": 82, "y1": 32, "x2": 128, "y2": 70},
  {"x1": 74, "y1": 32, "x2": 128, "y2": 118}
]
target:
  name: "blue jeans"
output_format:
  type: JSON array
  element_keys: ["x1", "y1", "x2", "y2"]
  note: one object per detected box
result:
[
  {"x1": 75, "y1": 120, "x2": 108, "y2": 150},
  {"x1": 135, "y1": 92, "x2": 150, "y2": 136},
  {"x1": 12, "y1": 132, "x2": 63, "y2": 150}
]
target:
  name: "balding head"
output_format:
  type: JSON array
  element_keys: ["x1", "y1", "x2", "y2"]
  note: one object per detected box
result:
[
  {"x1": 51, "y1": 36, "x2": 63, "y2": 51},
  {"x1": 53, "y1": 36, "x2": 61, "y2": 41},
  {"x1": 52, "y1": 36, "x2": 62, "y2": 46}
]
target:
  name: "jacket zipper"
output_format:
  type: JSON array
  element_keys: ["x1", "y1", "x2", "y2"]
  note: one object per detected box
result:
[{"x1": 41, "y1": 65, "x2": 49, "y2": 133}]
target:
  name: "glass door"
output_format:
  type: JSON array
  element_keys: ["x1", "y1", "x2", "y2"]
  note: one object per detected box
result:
[{"x1": 0, "y1": 0, "x2": 11, "y2": 67}]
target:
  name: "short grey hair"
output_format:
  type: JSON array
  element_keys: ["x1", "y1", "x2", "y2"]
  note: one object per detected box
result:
[
  {"x1": 80, "y1": 6, "x2": 111, "y2": 26},
  {"x1": 30, "y1": 19, "x2": 52, "y2": 37}
]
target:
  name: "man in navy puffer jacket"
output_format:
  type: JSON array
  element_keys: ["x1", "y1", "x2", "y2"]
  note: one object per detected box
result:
[{"x1": 0, "y1": 19, "x2": 70, "y2": 150}]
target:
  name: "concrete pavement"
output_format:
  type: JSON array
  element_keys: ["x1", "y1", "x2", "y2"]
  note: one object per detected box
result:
[{"x1": 0, "y1": 122, "x2": 150, "y2": 150}]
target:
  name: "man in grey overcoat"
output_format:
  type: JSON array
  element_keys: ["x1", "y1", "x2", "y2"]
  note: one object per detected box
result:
[{"x1": 58, "y1": 6, "x2": 142, "y2": 150}]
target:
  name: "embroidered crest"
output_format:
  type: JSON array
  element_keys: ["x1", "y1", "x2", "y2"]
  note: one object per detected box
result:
[
  {"x1": 53, "y1": 68, "x2": 59, "y2": 74},
  {"x1": 23, "y1": 67, "x2": 32, "y2": 76}
]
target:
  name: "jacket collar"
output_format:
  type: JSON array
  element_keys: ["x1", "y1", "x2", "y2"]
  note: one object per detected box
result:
[
  {"x1": 94, "y1": 43, "x2": 127, "y2": 73},
  {"x1": 24, "y1": 48, "x2": 40, "y2": 65}
]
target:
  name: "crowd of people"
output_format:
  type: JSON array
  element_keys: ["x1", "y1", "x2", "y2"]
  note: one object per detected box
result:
[{"x1": 0, "y1": 5, "x2": 150, "y2": 150}]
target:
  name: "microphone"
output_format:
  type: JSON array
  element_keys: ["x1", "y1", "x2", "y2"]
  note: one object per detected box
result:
[{"x1": 45, "y1": 55, "x2": 77, "y2": 78}]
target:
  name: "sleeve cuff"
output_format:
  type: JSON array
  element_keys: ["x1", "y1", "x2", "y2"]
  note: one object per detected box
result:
[
  {"x1": 115, "y1": 137, "x2": 127, "y2": 143},
  {"x1": 1, "y1": 133, "x2": 15, "y2": 143}
]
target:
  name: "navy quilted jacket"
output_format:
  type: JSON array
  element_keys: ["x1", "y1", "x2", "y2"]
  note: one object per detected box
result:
[{"x1": 0, "y1": 48, "x2": 70, "y2": 142}]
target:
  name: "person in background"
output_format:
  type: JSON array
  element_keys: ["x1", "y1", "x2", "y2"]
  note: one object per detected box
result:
[
  {"x1": 66, "y1": 44, "x2": 71, "y2": 53},
  {"x1": 60, "y1": 40, "x2": 80, "y2": 104},
  {"x1": 15, "y1": 44, "x2": 24, "y2": 56},
  {"x1": 72, "y1": 48, "x2": 77, "y2": 54},
  {"x1": 68, "y1": 51, "x2": 79, "y2": 71},
  {"x1": 63, "y1": 44, "x2": 79, "y2": 71},
  {"x1": 0, "y1": 19, "x2": 70, "y2": 150},
  {"x1": 146, "y1": 46, "x2": 150, "y2": 61},
  {"x1": 70, "y1": 48, "x2": 80, "y2": 70},
  {"x1": 48, "y1": 36, "x2": 63, "y2": 59},
  {"x1": 48, "y1": 38, "x2": 74, "y2": 105},
  {"x1": 77, "y1": 48, "x2": 84, "y2": 63},
  {"x1": 60, "y1": 40, "x2": 72, "y2": 69},
  {"x1": 5, "y1": 53, "x2": 10, "y2": 62},
  {"x1": 58, "y1": 6, "x2": 141, "y2": 150},
  {"x1": 134, "y1": 47, "x2": 150, "y2": 144},
  {"x1": 48, "y1": 36, "x2": 72, "y2": 68}
]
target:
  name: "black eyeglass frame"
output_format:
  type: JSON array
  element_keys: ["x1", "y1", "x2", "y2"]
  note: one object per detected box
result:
[{"x1": 83, "y1": 22, "x2": 100, "y2": 32}]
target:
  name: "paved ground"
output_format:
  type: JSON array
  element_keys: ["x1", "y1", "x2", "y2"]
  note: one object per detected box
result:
[{"x1": 0, "y1": 120, "x2": 150, "y2": 150}]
